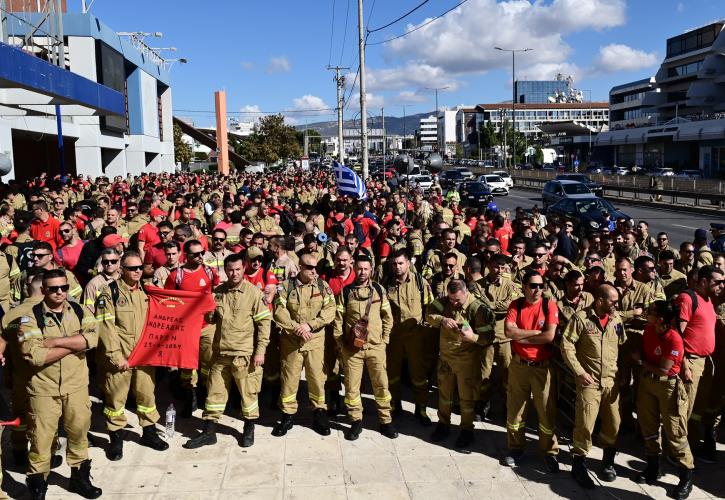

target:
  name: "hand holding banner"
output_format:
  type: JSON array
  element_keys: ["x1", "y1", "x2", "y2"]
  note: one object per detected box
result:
[{"x1": 127, "y1": 286, "x2": 217, "y2": 369}]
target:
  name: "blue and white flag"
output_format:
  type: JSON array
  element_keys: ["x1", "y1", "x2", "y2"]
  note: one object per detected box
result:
[{"x1": 333, "y1": 161, "x2": 367, "y2": 200}]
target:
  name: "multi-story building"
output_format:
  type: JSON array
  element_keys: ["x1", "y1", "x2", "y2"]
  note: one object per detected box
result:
[
  {"x1": 608, "y1": 77, "x2": 657, "y2": 130},
  {"x1": 437, "y1": 108, "x2": 461, "y2": 158},
  {"x1": 418, "y1": 115, "x2": 437, "y2": 149},
  {"x1": 0, "y1": 5, "x2": 177, "y2": 181},
  {"x1": 595, "y1": 20, "x2": 725, "y2": 174},
  {"x1": 515, "y1": 79, "x2": 571, "y2": 104}
]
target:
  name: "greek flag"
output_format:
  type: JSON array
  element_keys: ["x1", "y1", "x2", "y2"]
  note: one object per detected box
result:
[{"x1": 333, "y1": 161, "x2": 367, "y2": 200}]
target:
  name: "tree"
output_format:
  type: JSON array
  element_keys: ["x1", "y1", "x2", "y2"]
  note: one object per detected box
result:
[
  {"x1": 478, "y1": 120, "x2": 500, "y2": 149},
  {"x1": 231, "y1": 115, "x2": 301, "y2": 164},
  {"x1": 173, "y1": 123, "x2": 193, "y2": 164},
  {"x1": 534, "y1": 146, "x2": 544, "y2": 166}
]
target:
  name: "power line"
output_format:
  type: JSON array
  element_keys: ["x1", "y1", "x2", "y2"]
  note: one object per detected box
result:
[
  {"x1": 367, "y1": 0, "x2": 430, "y2": 33},
  {"x1": 327, "y1": 0, "x2": 336, "y2": 67},
  {"x1": 367, "y1": 0, "x2": 470, "y2": 45},
  {"x1": 339, "y1": 0, "x2": 351, "y2": 66},
  {"x1": 174, "y1": 108, "x2": 337, "y2": 114}
]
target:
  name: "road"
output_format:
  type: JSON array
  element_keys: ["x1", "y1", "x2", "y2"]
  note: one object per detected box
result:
[{"x1": 493, "y1": 189, "x2": 724, "y2": 247}]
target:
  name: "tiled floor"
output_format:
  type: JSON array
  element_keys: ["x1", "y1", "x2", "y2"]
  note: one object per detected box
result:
[{"x1": 2, "y1": 392, "x2": 724, "y2": 499}]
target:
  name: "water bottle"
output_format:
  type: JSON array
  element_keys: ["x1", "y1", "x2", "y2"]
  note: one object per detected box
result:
[{"x1": 165, "y1": 403, "x2": 176, "y2": 438}]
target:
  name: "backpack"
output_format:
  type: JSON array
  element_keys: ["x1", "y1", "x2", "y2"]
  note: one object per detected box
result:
[
  {"x1": 382, "y1": 272, "x2": 426, "y2": 320},
  {"x1": 175, "y1": 265, "x2": 215, "y2": 290},
  {"x1": 284, "y1": 278, "x2": 328, "y2": 303},
  {"x1": 342, "y1": 281, "x2": 384, "y2": 308},
  {"x1": 353, "y1": 220, "x2": 366, "y2": 246},
  {"x1": 32, "y1": 301, "x2": 84, "y2": 332},
  {"x1": 14, "y1": 241, "x2": 34, "y2": 272}
]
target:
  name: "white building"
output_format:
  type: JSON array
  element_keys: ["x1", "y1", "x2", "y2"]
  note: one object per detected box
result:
[
  {"x1": 437, "y1": 108, "x2": 463, "y2": 157},
  {"x1": 0, "y1": 9, "x2": 176, "y2": 181},
  {"x1": 418, "y1": 116, "x2": 437, "y2": 149}
]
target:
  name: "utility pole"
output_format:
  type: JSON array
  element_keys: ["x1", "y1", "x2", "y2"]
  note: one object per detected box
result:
[
  {"x1": 327, "y1": 66, "x2": 349, "y2": 163},
  {"x1": 381, "y1": 106, "x2": 386, "y2": 176},
  {"x1": 426, "y1": 86, "x2": 449, "y2": 154},
  {"x1": 357, "y1": 0, "x2": 369, "y2": 180},
  {"x1": 402, "y1": 104, "x2": 407, "y2": 148},
  {"x1": 495, "y1": 46, "x2": 532, "y2": 168}
]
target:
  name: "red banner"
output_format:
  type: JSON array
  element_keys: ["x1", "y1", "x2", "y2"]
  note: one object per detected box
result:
[{"x1": 127, "y1": 286, "x2": 217, "y2": 369}]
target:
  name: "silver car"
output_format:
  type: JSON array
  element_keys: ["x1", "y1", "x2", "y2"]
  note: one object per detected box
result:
[{"x1": 541, "y1": 180, "x2": 593, "y2": 209}]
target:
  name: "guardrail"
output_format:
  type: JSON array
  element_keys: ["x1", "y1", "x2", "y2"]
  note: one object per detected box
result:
[{"x1": 510, "y1": 175, "x2": 725, "y2": 209}]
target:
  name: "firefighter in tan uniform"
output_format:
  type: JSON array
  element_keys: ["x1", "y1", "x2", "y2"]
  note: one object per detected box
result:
[
  {"x1": 561, "y1": 284, "x2": 625, "y2": 489},
  {"x1": 19, "y1": 269, "x2": 102, "y2": 499},
  {"x1": 333, "y1": 254, "x2": 397, "y2": 441},
  {"x1": 422, "y1": 229, "x2": 467, "y2": 279},
  {"x1": 271, "y1": 253, "x2": 336, "y2": 437},
  {"x1": 24, "y1": 241, "x2": 82, "y2": 302},
  {"x1": 382, "y1": 248, "x2": 434, "y2": 424},
  {"x1": 96, "y1": 252, "x2": 169, "y2": 461},
  {"x1": 184, "y1": 253, "x2": 271, "y2": 449},
  {"x1": 556, "y1": 270, "x2": 594, "y2": 328},
  {"x1": 428, "y1": 279, "x2": 495, "y2": 449},
  {"x1": 81, "y1": 247, "x2": 120, "y2": 311},
  {"x1": 0, "y1": 247, "x2": 20, "y2": 313},
  {"x1": 469, "y1": 254, "x2": 521, "y2": 419},
  {"x1": 612, "y1": 257, "x2": 656, "y2": 430}
]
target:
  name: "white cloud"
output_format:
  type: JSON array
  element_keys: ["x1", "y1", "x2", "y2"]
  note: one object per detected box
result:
[
  {"x1": 345, "y1": 92, "x2": 385, "y2": 111},
  {"x1": 239, "y1": 104, "x2": 263, "y2": 122},
  {"x1": 367, "y1": 0, "x2": 625, "y2": 89},
  {"x1": 292, "y1": 94, "x2": 331, "y2": 112},
  {"x1": 395, "y1": 91, "x2": 428, "y2": 104},
  {"x1": 677, "y1": 2, "x2": 685, "y2": 12},
  {"x1": 266, "y1": 56, "x2": 291, "y2": 73},
  {"x1": 594, "y1": 44, "x2": 658, "y2": 73},
  {"x1": 518, "y1": 62, "x2": 584, "y2": 84},
  {"x1": 241, "y1": 61, "x2": 254, "y2": 71}
]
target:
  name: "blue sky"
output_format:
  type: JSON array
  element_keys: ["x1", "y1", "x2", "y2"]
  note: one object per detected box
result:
[{"x1": 91, "y1": 0, "x2": 724, "y2": 126}]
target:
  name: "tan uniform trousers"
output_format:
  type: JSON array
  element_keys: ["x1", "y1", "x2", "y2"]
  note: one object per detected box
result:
[
  {"x1": 480, "y1": 339, "x2": 512, "y2": 402},
  {"x1": 203, "y1": 355, "x2": 262, "y2": 421},
  {"x1": 619, "y1": 333, "x2": 643, "y2": 426},
  {"x1": 571, "y1": 385, "x2": 620, "y2": 456},
  {"x1": 279, "y1": 335, "x2": 327, "y2": 414},
  {"x1": 182, "y1": 323, "x2": 216, "y2": 388},
  {"x1": 28, "y1": 388, "x2": 91, "y2": 475},
  {"x1": 683, "y1": 355, "x2": 706, "y2": 420},
  {"x1": 11, "y1": 381, "x2": 29, "y2": 451},
  {"x1": 263, "y1": 326, "x2": 281, "y2": 386},
  {"x1": 438, "y1": 352, "x2": 481, "y2": 430},
  {"x1": 102, "y1": 365, "x2": 160, "y2": 431},
  {"x1": 637, "y1": 373, "x2": 694, "y2": 469},
  {"x1": 387, "y1": 329, "x2": 431, "y2": 407},
  {"x1": 341, "y1": 343, "x2": 392, "y2": 423},
  {"x1": 691, "y1": 355, "x2": 723, "y2": 441},
  {"x1": 323, "y1": 326, "x2": 344, "y2": 392},
  {"x1": 506, "y1": 358, "x2": 559, "y2": 455}
]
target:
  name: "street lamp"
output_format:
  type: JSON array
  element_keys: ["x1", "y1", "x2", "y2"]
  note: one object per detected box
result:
[
  {"x1": 425, "y1": 86, "x2": 450, "y2": 154},
  {"x1": 581, "y1": 89, "x2": 593, "y2": 165},
  {"x1": 166, "y1": 58, "x2": 188, "y2": 70},
  {"x1": 495, "y1": 46, "x2": 532, "y2": 168}
]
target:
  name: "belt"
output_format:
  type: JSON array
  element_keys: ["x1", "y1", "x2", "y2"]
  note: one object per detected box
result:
[
  {"x1": 685, "y1": 353, "x2": 705, "y2": 360},
  {"x1": 513, "y1": 354, "x2": 548, "y2": 367},
  {"x1": 642, "y1": 371, "x2": 677, "y2": 382}
]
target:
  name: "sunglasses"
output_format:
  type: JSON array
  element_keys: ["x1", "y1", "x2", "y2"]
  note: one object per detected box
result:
[
  {"x1": 527, "y1": 283, "x2": 545, "y2": 290},
  {"x1": 534, "y1": 253, "x2": 547, "y2": 258},
  {"x1": 301, "y1": 264, "x2": 317, "y2": 271},
  {"x1": 32, "y1": 253, "x2": 51, "y2": 259},
  {"x1": 123, "y1": 265, "x2": 143, "y2": 272},
  {"x1": 60, "y1": 229, "x2": 72, "y2": 234},
  {"x1": 102, "y1": 259, "x2": 119, "y2": 266},
  {"x1": 47, "y1": 284, "x2": 70, "y2": 293},
  {"x1": 250, "y1": 256, "x2": 264, "y2": 263},
  {"x1": 584, "y1": 257, "x2": 601, "y2": 262},
  {"x1": 711, "y1": 279, "x2": 725, "y2": 286},
  {"x1": 444, "y1": 263, "x2": 456, "y2": 268},
  {"x1": 159, "y1": 231, "x2": 171, "y2": 237},
  {"x1": 212, "y1": 237, "x2": 226, "y2": 242}
]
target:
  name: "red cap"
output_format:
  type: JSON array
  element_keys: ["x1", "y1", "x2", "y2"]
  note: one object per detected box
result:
[
  {"x1": 102, "y1": 234, "x2": 128, "y2": 248},
  {"x1": 150, "y1": 207, "x2": 167, "y2": 217}
]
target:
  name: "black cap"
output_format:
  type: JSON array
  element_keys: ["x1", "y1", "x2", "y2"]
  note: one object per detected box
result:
[{"x1": 710, "y1": 223, "x2": 725, "y2": 231}]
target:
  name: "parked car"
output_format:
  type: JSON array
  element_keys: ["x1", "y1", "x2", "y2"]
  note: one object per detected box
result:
[
  {"x1": 477, "y1": 174, "x2": 509, "y2": 195},
  {"x1": 604, "y1": 166, "x2": 629, "y2": 176},
  {"x1": 492, "y1": 170, "x2": 514, "y2": 188},
  {"x1": 542, "y1": 163, "x2": 556, "y2": 171},
  {"x1": 541, "y1": 180, "x2": 593, "y2": 209},
  {"x1": 547, "y1": 196, "x2": 631, "y2": 237},
  {"x1": 411, "y1": 174, "x2": 433, "y2": 192},
  {"x1": 585, "y1": 166, "x2": 603, "y2": 174},
  {"x1": 458, "y1": 181, "x2": 492, "y2": 207},
  {"x1": 677, "y1": 169, "x2": 704, "y2": 179},
  {"x1": 452, "y1": 167, "x2": 475, "y2": 180},
  {"x1": 653, "y1": 167, "x2": 675, "y2": 177},
  {"x1": 440, "y1": 169, "x2": 466, "y2": 190},
  {"x1": 555, "y1": 173, "x2": 603, "y2": 197}
]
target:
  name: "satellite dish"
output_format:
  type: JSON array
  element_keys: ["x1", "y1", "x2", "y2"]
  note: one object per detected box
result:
[{"x1": 0, "y1": 152, "x2": 12, "y2": 176}]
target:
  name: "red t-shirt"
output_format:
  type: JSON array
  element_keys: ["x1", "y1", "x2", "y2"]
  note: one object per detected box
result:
[
  {"x1": 144, "y1": 242, "x2": 169, "y2": 269},
  {"x1": 138, "y1": 222, "x2": 161, "y2": 248},
  {"x1": 325, "y1": 269, "x2": 357, "y2": 296},
  {"x1": 599, "y1": 313, "x2": 609, "y2": 329},
  {"x1": 30, "y1": 215, "x2": 63, "y2": 251},
  {"x1": 675, "y1": 290, "x2": 716, "y2": 356},
  {"x1": 506, "y1": 298, "x2": 559, "y2": 362},
  {"x1": 243, "y1": 268, "x2": 279, "y2": 290},
  {"x1": 642, "y1": 325, "x2": 684, "y2": 376},
  {"x1": 164, "y1": 266, "x2": 219, "y2": 293},
  {"x1": 354, "y1": 216, "x2": 377, "y2": 249},
  {"x1": 54, "y1": 240, "x2": 84, "y2": 271}
]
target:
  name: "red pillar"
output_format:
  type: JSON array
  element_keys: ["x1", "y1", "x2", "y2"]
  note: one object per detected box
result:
[{"x1": 215, "y1": 90, "x2": 229, "y2": 174}]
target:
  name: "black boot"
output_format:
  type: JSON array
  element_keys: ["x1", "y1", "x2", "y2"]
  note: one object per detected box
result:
[
  {"x1": 392, "y1": 399, "x2": 403, "y2": 418},
  {"x1": 272, "y1": 414, "x2": 294, "y2": 437},
  {"x1": 183, "y1": 421, "x2": 217, "y2": 449},
  {"x1": 68, "y1": 459, "x2": 102, "y2": 499},
  {"x1": 671, "y1": 467, "x2": 693, "y2": 500},
  {"x1": 695, "y1": 426, "x2": 717, "y2": 464},
  {"x1": 414, "y1": 405, "x2": 432, "y2": 427},
  {"x1": 312, "y1": 408, "x2": 331, "y2": 436},
  {"x1": 379, "y1": 422, "x2": 399, "y2": 439},
  {"x1": 455, "y1": 429, "x2": 474, "y2": 449},
  {"x1": 180, "y1": 389, "x2": 197, "y2": 418},
  {"x1": 326, "y1": 389, "x2": 343, "y2": 418},
  {"x1": 475, "y1": 400, "x2": 491, "y2": 421},
  {"x1": 634, "y1": 455, "x2": 659, "y2": 485},
  {"x1": 13, "y1": 449, "x2": 28, "y2": 467},
  {"x1": 600, "y1": 447, "x2": 617, "y2": 482},
  {"x1": 106, "y1": 430, "x2": 123, "y2": 461},
  {"x1": 430, "y1": 422, "x2": 451, "y2": 442},
  {"x1": 140, "y1": 425, "x2": 170, "y2": 451},
  {"x1": 50, "y1": 454, "x2": 63, "y2": 469},
  {"x1": 571, "y1": 455, "x2": 595, "y2": 489},
  {"x1": 241, "y1": 420, "x2": 255, "y2": 447},
  {"x1": 26, "y1": 473, "x2": 48, "y2": 500},
  {"x1": 345, "y1": 420, "x2": 363, "y2": 441}
]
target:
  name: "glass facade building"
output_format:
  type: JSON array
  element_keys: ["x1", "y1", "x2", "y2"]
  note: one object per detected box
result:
[{"x1": 515, "y1": 80, "x2": 570, "y2": 104}]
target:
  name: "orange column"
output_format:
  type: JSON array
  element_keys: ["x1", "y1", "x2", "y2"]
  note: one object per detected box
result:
[{"x1": 215, "y1": 90, "x2": 229, "y2": 174}]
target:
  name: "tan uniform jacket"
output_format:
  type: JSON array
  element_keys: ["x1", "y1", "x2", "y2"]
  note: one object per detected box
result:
[
  {"x1": 212, "y1": 280, "x2": 272, "y2": 357},
  {"x1": 0, "y1": 250, "x2": 20, "y2": 310},
  {"x1": 556, "y1": 292, "x2": 594, "y2": 330},
  {"x1": 561, "y1": 307, "x2": 626, "y2": 388},
  {"x1": 82, "y1": 272, "x2": 117, "y2": 310},
  {"x1": 19, "y1": 300, "x2": 98, "y2": 396},
  {"x1": 613, "y1": 279, "x2": 656, "y2": 335},
  {"x1": 333, "y1": 282, "x2": 393, "y2": 346},
  {"x1": 660, "y1": 269, "x2": 688, "y2": 299},
  {"x1": 426, "y1": 292, "x2": 495, "y2": 356},
  {"x1": 382, "y1": 272, "x2": 433, "y2": 333},
  {"x1": 95, "y1": 279, "x2": 148, "y2": 366},
  {"x1": 422, "y1": 248, "x2": 467, "y2": 279},
  {"x1": 1, "y1": 296, "x2": 43, "y2": 386},
  {"x1": 273, "y1": 278, "x2": 335, "y2": 351},
  {"x1": 470, "y1": 276, "x2": 521, "y2": 339}
]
